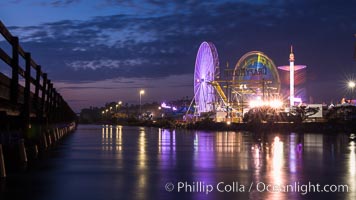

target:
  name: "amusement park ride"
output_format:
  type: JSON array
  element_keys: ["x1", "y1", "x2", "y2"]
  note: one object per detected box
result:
[{"x1": 187, "y1": 41, "x2": 319, "y2": 123}]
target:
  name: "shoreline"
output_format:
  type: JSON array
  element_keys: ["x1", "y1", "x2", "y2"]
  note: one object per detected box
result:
[{"x1": 81, "y1": 120, "x2": 356, "y2": 134}]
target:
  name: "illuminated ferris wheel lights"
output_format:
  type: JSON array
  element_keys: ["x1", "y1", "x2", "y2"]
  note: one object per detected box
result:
[{"x1": 194, "y1": 41, "x2": 219, "y2": 114}]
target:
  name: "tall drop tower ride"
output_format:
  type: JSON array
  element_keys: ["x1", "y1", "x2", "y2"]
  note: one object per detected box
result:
[
  {"x1": 289, "y1": 46, "x2": 295, "y2": 106},
  {"x1": 278, "y1": 46, "x2": 307, "y2": 107}
]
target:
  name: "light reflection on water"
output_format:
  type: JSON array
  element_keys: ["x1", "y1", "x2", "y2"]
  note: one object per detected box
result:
[
  {"x1": 2, "y1": 125, "x2": 355, "y2": 200},
  {"x1": 347, "y1": 141, "x2": 356, "y2": 200},
  {"x1": 95, "y1": 126, "x2": 355, "y2": 200}
]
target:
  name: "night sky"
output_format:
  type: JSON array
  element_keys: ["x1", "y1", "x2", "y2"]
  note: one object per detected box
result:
[{"x1": 1, "y1": 0, "x2": 356, "y2": 112}]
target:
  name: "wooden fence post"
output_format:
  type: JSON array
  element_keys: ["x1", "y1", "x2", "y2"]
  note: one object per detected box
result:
[
  {"x1": 55, "y1": 93, "x2": 61, "y2": 123},
  {"x1": 58, "y1": 95, "x2": 64, "y2": 122},
  {"x1": 41, "y1": 73, "x2": 47, "y2": 122},
  {"x1": 22, "y1": 53, "x2": 31, "y2": 138},
  {"x1": 23, "y1": 52, "x2": 31, "y2": 135},
  {"x1": 35, "y1": 65, "x2": 41, "y2": 121},
  {"x1": 52, "y1": 89, "x2": 57, "y2": 123},
  {"x1": 10, "y1": 36, "x2": 19, "y2": 103},
  {"x1": 47, "y1": 82, "x2": 53, "y2": 123}
]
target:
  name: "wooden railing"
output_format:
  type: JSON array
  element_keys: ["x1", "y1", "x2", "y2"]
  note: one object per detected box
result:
[{"x1": 0, "y1": 20, "x2": 76, "y2": 130}]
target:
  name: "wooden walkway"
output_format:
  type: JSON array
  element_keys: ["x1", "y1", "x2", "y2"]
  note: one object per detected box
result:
[{"x1": 0, "y1": 20, "x2": 77, "y2": 178}]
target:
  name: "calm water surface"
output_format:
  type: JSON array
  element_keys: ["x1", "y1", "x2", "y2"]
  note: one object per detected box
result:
[{"x1": 1, "y1": 125, "x2": 355, "y2": 200}]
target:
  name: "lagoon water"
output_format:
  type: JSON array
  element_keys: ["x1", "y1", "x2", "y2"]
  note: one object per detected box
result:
[{"x1": 1, "y1": 125, "x2": 355, "y2": 200}]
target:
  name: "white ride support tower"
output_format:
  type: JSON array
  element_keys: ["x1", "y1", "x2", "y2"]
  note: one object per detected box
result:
[
  {"x1": 278, "y1": 46, "x2": 306, "y2": 107},
  {"x1": 289, "y1": 46, "x2": 295, "y2": 107}
]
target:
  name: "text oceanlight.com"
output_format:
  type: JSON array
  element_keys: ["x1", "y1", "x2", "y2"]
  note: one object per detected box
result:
[{"x1": 165, "y1": 181, "x2": 349, "y2": 195}]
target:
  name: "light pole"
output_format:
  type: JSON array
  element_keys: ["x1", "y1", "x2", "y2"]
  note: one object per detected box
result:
[
  {"x1": 116, "y1": 101, "x2": 122, "y2": 112},
  {"x1": 139, "y1": 90, "x2": 145, "y2": 114},
  {"x1": 349, "y1": 81, "x2": 355, "y2": 100}
]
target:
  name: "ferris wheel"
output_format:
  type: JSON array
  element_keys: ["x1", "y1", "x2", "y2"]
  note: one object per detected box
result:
[{"x1": 194, "y1": 42, "x2": 220, "y2": 115}]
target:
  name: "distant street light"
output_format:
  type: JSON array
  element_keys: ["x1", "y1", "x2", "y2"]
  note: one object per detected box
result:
[
  {"x1": 349, "y1": 81, "x2": 355, "y2": 100},
  {"x1": 139, "y1": 90, "x2": 145, "y2": 114},
  {"x1": 116, "y1": 101, "x2": 123, "y2": 112},
  {"x1": 101, "y1": 110, "x2": 105, "y2": 119},
  {"x1": 105, "y1": 109, "x2": 108, "y2": 118}
]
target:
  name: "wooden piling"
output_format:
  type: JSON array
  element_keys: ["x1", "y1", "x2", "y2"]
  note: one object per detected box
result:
[
  {"x1": 47, "y1": 132, "x2": 52, "y2": 147},
  {"x1": 0, "y1": 144, "x2": 6, "y2": 178},
  {"x1": 34, "y1": 145, "x2": 39, "y2": 158},
  {"x1": 19, "y1": 139, "x2": 28, "y2": 163},
  {"x1": 43, "y1": 133, "x2": 48, "y2": 149}
]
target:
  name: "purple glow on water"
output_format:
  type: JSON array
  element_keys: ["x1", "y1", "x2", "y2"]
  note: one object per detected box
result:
[{"x1": 297, "y1": 143, "x2": 303, "y2": 153}]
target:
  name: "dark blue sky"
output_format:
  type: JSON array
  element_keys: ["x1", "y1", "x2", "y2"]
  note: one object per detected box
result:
[{"x1": 1, "y1": 0, "x2": 356, "y2": 111}]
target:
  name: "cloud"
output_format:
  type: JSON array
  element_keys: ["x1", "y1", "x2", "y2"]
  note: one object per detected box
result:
[
  {"x1": 2, "y1": 0, "x2": 356, "y2": 86},
  {"x1": 2, "y1": 0, "x2": 356, "y2": 110},
  {"x1": 33, "y1": 0, "x2": 81, "y2": 7},
  {"x1": 67, "y1": 58, "x2": 147, "y2": 70}
]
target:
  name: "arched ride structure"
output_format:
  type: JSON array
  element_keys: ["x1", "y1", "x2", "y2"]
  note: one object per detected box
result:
[{"x1": 231, "y1": 51, "x2": 281, "y2": 112}]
